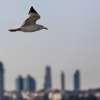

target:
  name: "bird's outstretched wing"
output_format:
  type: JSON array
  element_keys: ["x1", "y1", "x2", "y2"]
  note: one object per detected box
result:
[{"x1": 21, "y1": 6, "x2": 40, "y2": 26}]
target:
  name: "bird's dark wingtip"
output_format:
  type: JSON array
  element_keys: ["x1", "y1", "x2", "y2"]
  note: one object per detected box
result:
[{"x1": 29, "y1": 6, "x2": 38, "y2": 14}]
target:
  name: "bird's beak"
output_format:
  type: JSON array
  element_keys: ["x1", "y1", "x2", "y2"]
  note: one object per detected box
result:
[{"x1": 43, "y1": 27, "x2": 48, "y2": 30}]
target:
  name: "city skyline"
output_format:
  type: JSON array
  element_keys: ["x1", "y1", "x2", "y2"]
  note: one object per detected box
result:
[
  {"x1": 16, "y1": 75, "x2": 24, "y2": 91},
  {"x1": 24, "y1": 75, "x2": 36, "y2": 91},
  {"x1": 44, "y1": 66, "x2": 52, "y2": 90},
  {"x1": 74, "y1": 70, "x2": 80, "y2": 91},
  {"x1": 61, "y1": 71, "x2": 65, "y2": 90},
  {"x1": 0, "y1": 0, "x2": 100, "y2": 90},
  {"x1": 0, "y1": 62, "x2": 4, "y2": 94},
  {"x1": 1, "y1": 61, "x2": 100, "y2": 92}
]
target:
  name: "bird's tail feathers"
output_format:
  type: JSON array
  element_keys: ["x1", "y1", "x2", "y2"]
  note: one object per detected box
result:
[{"x1": 8, "y1": 28, "x2": 21, "y2": 32}]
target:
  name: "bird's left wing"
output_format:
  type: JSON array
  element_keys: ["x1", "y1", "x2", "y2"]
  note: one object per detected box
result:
[{"x1": 21, "y1": 6, "x2": 40, "y2": 26}]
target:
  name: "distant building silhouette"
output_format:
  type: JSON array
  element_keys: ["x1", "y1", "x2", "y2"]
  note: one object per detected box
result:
[
  {"x1": 74, "y1": 70, "x2": 80, "y2": 91},
  {"x1": 0, "y1": 62, "x2": 4, "y2": 95},
  {"x1": 16, "y1": 75, "x2": 24, "y2": 91},
  {"x1": 44, "y1": 66, "x2": 52, "y2": 90},
  {"x1": 24, "y1": 75, "x2": 36, "y2": 91},
  {"x1": 61, "y1": 71, "x2": 65, "y2": 90}
]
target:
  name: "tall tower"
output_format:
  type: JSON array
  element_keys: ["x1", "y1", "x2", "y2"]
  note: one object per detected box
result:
[
  {"x1": 61, "y1": 71, "x2": 65, "y2": 90},
  {"x1": 44, "y1": 66, "x2": 52, "y2": 90},
  {"x1": 16, "y1": 75, "x2": 24, "y2": 91},
  {"x1": 24, "y1": 75, "x2": 36, "y2": 91},
  {"x1": 74, "y1": 70, "x2": 80, "y2": 91},
  {"x1": 0, "y1": 62, "x2": 4, "y2": 95}
]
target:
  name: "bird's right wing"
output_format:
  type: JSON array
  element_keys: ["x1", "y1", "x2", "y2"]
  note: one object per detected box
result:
[{"x1": 21, "y1": 6, "x2": 40, "y2": 27}]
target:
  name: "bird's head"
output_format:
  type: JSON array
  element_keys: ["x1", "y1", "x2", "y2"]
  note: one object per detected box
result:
[{"x1": 39, "y1": 25, "x2": 48, "y2": 30}]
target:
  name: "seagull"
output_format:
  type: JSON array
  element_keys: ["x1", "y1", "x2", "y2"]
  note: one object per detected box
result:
[{"x1": 8, "y1": 6, "x2": 48, "y2": 32}]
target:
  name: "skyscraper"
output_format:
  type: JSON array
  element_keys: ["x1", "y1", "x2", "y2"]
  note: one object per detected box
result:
[
  {"x1": 61, "y1": 71, "x2": 65, "y2": 90},
  {"x1": 0, "y1": 62, "x2": 4, "y2": 95},
  {"x1": 16, "y1": 75, "x2": 24, "y2": 91},
  {"x1": 74, "y1": 70, "x2": 80, "y2": 91},
  {"x1": 24, "y1": 75, "x2": 36, "y2": 91},
  {"x1": 44, "y1": 66, "x2": 52, "y2": 90}
]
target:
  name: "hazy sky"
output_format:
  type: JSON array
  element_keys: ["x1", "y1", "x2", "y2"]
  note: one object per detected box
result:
[{"x1": 0, "y1": 0, "x2": 100, "y2": 91}]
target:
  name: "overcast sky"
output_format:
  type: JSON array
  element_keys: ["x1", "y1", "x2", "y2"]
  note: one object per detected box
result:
[{"x1": 0, "y1": 0, "x2": 100, "y2": 91}]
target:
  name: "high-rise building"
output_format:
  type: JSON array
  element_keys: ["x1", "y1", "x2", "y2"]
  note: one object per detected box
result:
[
  {"x1": 74, "y1": 70, "x2": 80, "y2": 91},
  {"x1": 61, "y1": 71, "x2": 65, "y2": 90},
  {"x1": 0, "y1": 62, "x2": 4, "y2": 95},
  {"x1": 44, "y1": 66, "x2": 52, "y2": 90},
  {"x1": 16, "y1": 75, "x2": 24, "y2": 91},
  {"x1": 24, "y1": 75, "x2": 36, "y2": 91}
]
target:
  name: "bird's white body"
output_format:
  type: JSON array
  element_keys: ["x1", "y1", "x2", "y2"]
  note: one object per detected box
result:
[{"x1": 20, "y1": 24, "x2": 40, "y2": 32}]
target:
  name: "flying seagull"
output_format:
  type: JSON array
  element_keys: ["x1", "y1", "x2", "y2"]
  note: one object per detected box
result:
[{"x1": 8, "y1": 6, "x2": 48, "y2": 32}]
